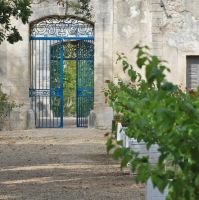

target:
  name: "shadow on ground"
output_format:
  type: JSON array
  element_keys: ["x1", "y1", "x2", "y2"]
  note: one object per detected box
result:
[{"x1": 0, "y1": 129, "x2": 145, "y2": 200}]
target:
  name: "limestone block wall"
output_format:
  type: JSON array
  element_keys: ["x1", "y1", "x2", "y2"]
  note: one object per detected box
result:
[
  {"x1": 0, "y1": 0, "x2": 73, "y2": 130},
  {"x1": 111, "y1": 0, "x2": 199, "y2": 91},
  {"x1": 151, "y1": 0, "x2": 199, "y2": 89},
  {"x1": 1, "y1": 0, "x2": 199, "y2": 130},
  {"x1": 93, "y1": 0, "x2": 114, "y2": 129},
  {"x1": 0, "y1": 0, "x2": 115, "y2": 130},
  {"x1": 0, "y1": 17, "x2": 32, "y2": 130},
  {"x1": 113, "y1": 0, "x2": 152, "y2": 81},
  {"x1": 92, "y1": 0, "x2": 152, "y2": 129}
]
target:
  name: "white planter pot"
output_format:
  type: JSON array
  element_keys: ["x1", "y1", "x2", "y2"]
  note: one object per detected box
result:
[
  {"x1": 116, "y1": 123, "x2": 168, "y2": 200},
  {"x1": 146, "y1": 179, "x2": 168, "y2": 200}
]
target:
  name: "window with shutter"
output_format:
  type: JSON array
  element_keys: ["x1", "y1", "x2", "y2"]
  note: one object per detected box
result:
[{"x1": 186, "y1": 56, "x2": 199, "y2": 90}]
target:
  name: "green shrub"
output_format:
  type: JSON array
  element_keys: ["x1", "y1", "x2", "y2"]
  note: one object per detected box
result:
[
  {"x1": 105, "y1": 45, "x2": 199, "y2": 200},
  {"x1": 0, "y1": 84, "x2": 17, "y2": 129}
]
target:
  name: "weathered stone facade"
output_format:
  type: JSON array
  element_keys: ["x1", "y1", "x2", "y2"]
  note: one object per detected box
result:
[{"x1": 0, "y1": 0, "x2": 199, "y2": 130}]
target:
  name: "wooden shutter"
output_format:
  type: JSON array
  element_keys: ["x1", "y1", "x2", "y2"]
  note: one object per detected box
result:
[{"x1": 187, "y1": 56, "x2": 199, "y2": 90}]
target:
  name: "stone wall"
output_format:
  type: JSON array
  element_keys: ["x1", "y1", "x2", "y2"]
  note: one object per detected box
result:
[
  {"x1": 113, "y1": 0, "x2": 152, "y2": 79},
  {"x1": 0, "y1": 17, "x2": 31, "y2": 130},
  {"x1": 92, "y1": 0, "x2": 114, "y2": 129},
  {"x1": 151, "y1": 0, "x2": 199, "y2": 88},
  {"x1": 0, "y1": 0, "x2": 199, "y2": 130}
]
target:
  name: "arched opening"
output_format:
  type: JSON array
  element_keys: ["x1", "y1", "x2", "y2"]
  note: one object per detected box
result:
[{"x1": 29, "y1": 16, "x2": 94, "y2": 128}]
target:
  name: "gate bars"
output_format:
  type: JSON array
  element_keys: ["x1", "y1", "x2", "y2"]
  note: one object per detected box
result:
[
  {"x1": 29, "y1": 37, "x2": 63, "y2": 128},
  {"x1": 29, "y1": 37, "x2": 94, "y2": 128},
  {"x1": 76, "y1": 40, "x2": 94, "y2": 127}
]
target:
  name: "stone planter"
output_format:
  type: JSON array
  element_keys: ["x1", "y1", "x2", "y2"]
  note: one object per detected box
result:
[
  {"x1": 146, "y1": 179, "x2": 168, "y2": 200},
  {"x1": 116, "y1": 123, "x2": 167, "y2": 200}
]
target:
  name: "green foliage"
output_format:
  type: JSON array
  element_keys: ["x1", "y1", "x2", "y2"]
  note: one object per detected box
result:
[
  {"x1": 67, "y1": 0, "x2": 93, "y2": 19},
  {"x1": 50, "y1": 43, "x2": 76, "y2": 117},
  {"x1": 105, "y1": 45, "x2": 199, "y2": 200},
  {"x1": 50, "y1": 41, "x2": 93, "y2": 117},
  {"x1": 0, "y1": 0, "x2": 32, "y2": 44},
  {"x1": 0, "y1": 84, "x2": 17, "y2": 129},
  {"x1": 63, "y1": 60, "x2": 76, "y2": 116},
  {"x1": 0, "y1": 84, "x2": 16, "y2": 109},
  {"x1": 57, "y1": 0, "x2": 93, "y2": 19}
]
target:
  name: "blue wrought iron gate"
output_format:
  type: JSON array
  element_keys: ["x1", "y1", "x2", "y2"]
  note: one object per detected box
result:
[
  {"x1": 29, "y1": 37, "x2": 94, "y2": 128},
  {"x1": 29, "y1": 17, "x2": 94, "y2": 128},
  {"x1": 29, "y1": 38, "x2": 64, "y2": 128},
  {"x1": 76, "y1": 40, "x2": 94, "y2": 127}
]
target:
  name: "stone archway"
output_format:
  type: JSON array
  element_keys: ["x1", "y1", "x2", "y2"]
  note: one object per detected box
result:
[
  {"x1": 29, "y1": 16, "x2": 94, "y2": 128},
  {"x1": 0, "y1": 0, "x2": 114, "y2": 130}
]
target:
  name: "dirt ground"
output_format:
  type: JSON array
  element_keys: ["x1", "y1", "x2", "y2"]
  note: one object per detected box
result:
[{"x1": 0, "y1": 128, "x2": 145, "y2": 200}]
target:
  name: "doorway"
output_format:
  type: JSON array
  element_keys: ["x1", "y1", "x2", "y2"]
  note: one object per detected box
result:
[{"x1": 29, "y1": 16, "x2": 94, "y2": 128}]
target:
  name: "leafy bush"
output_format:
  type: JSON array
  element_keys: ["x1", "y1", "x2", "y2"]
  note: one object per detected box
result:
[
  {"x1": 63, "y1": 60, "x2": 76, "y2": 117},
  {"x1": 0, "y1": 84, "x2": 17, "y2": 129},
  {"x1": 105, "y1": 45, "x2": 199, "y2": 200}
]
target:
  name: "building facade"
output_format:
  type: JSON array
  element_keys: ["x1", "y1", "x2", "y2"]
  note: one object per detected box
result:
[{"x1": 0, "y1": 0, "x2": 199, "y2": 130}]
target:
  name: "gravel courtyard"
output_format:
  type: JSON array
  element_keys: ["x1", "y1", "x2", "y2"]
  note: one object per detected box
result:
[{"x1": 0, "y1": 128, "x2": 145, "y2": 200}]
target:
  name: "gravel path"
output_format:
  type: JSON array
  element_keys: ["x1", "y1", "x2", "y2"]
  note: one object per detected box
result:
[{"x1": 0, "y1": 128, "x2": 145, "y2": 200}]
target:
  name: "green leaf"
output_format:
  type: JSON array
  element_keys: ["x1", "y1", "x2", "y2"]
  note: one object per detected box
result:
[
  {"x1": 127, "y1": 101, "x2": 135, "y2": 110},
  {"x1": 106, "y1": 138, "x2": 114, "y2": 153},
  {"x1": 121, "y1": 154, "x2": 132, "y2": 168},
  {"x1": 116, "y1": 140, "x2": 123, "y2": 146},
  {"x1": 195, "y1": 175, "x2": 199, "y2": 187},
  {"x1": 137, "y1": 164, "x2": 151, "y2": 183},
  {"x1": 113, "y1": 147, "x2": 123, "y2": 159},
  {"x1": 128, "y1": 69, "x2": 137, "y2": 81},
  {"x1": 122, "y1": 60, "x2": 129, "y2": 72},
  {"x1": 137, "y1": 56, "x2": 148, "y2": 68},
  {"x1": 151, "y1": 173, "x2": 168, "y2": 193}
]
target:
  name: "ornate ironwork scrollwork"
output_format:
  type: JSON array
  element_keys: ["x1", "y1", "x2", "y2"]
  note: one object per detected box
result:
[{"x1": 31, "y1": 17, "x2": 94, "y2": 37}]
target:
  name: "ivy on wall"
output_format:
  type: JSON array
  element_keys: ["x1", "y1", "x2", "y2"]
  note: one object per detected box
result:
[{"x1": 57, "y1": 0, "x2": 93, "y2": 19}]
